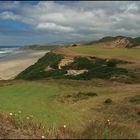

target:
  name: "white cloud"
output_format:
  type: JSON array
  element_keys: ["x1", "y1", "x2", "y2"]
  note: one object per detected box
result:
[
  {"x1": 36, "y1": 22, "x2": 74, "y2": 32},
  {"x1": 0, "y1": 11, "x2": 19, "y2": 20},
  {"x1": 0, "y1": 1, "x2": 19, "y2": 9},
  {"x1": 0, "y1": 1, "x2": 140, "y2": 44}
]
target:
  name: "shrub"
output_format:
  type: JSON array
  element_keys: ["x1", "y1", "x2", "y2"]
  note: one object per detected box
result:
[
  {"x1": 45, "y1": 69, "x2": 67, "y2": 79},
  {"x1": 129, "y1": 95, "x2": 140, "y2": 104},
  {"x1": 106, "y1": 60, "x2": 117, "y2": 67},
  {"x1": 15, "y1": 53, "x2": 130, "y2": 82},
  {"x1": 68, "y1": 66, "x2": 128, "y2": 80},
  {"x1": 63, "y1": 57, "x2": 96, "y2": 70},
  {"x1": 85, "y1": 92, "x2": 98, "y2": 97},
  {"x1": 104, "y1": 98, "x2": 112, "y2": 104},
  {"x1": 76, "y1": 92, "x2": 97, "y2": 99},
  {"x1": 137, "y1": 111, "x2": 140, "y2": 116},
  {"x1": 106, "y1": 59, "x2": 130, "y2": 66},
  {"x1": 62, "y1": 92, "x2": 98, "y2": 102},
  {"x1": 15, "y1": 52, "x2": 64, "y2": 80}
]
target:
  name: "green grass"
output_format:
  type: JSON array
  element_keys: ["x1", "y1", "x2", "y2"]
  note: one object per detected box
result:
[
  {"x1": 63, "y1": 45, "x2": 140, "y2": 60},
  {"x1": 0, "y1": 80, "x2": 103, "y2": 129},
  {"x1": 1, "y1": 45, "x2": 140, "y2": 138},
  {"x1": 0, "y1": 111, "x2": 137, "y2": 139},
  {"x1": 0, "y1": 80, "x2": 139, "y2": 138}
]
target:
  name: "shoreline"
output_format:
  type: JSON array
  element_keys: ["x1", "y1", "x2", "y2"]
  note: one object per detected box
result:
[{"x1": 0, "y1": 50, "x2": 48, "y2": 80}]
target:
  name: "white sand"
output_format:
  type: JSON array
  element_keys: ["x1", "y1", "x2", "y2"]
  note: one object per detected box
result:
[{"x1": 0, "y1": 50, "x2": 47, "y2": 80}]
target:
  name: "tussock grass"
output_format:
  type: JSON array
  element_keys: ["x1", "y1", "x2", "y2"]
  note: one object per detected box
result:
[
  {"x1": 129, "y1": 95, "x2": 140, "y2": 104},
  {"x1": 0, "y1": 112, "x2": 47, "y2": 139},
  {"x1": 0, "y1": 111, "x2": 137, "y2": 139},
  {"x1": 79, "y1": 120, "x2": 137, "y2": 139},
  {"x1": 104, "y1": 98, "x2": 113, "y2": 104}
]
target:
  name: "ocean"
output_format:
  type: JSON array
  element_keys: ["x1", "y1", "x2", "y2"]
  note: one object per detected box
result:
[{"x1": 0, "y1": 46, "x2": 23, "y2": 59}]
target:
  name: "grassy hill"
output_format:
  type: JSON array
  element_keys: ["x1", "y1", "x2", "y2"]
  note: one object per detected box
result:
[
  {"x1": 86, "y1": 36, "x2": 140, "y2": 48},
  {"x1": 21, "y1": 36, "x2": 140, "y2": 51},
  {"x1": 15, "y1": 52, "x2": 138, "y2": 83},
  {"x1": 1, "y1": 41, "x2": 140, "y2": 138},
  {"x1": 21, "y1": 44, "x2": 63, "y2": 51},
  {"x1": 134, "y1": 37, "x2": 140, "y2": 46},
  {"x1": 15, "y1": 52, "x2": 64, "y2": 80}
]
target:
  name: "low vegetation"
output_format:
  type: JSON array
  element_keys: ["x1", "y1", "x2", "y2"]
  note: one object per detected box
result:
[
  {"x1": 16, "y1": 52, "x2": 135, "y2": 83},
  {"x1": 129, "y1": 95, "x2": 140, "y2": 104},
  {"x1": 21, "y1": 44, "x2": 63, "y2": 50},
  {"x1": 104, "y1": 98, "x2": 113, "y2": 104},
  {"x1": 0, "y1": 112, "x2": 137, "y2": 139},
  {"x1": 0, "y1": 112, "x2": 47, "y2": 139},
  {"x1": 16, "y1": 52, "x2": 64, "y2": 80},
  {"x1": 58, "y1": 92, "x2": 98, "y2": 103},
  {"x1": 2, "y1": 41, "x2": 140, "y2": 138},
  {"x1": 0, "y1": 78, "x2": 139, "y2": 138},
  {"x1": 63, "y1": 56, "x2": 131, "y2": 81}
]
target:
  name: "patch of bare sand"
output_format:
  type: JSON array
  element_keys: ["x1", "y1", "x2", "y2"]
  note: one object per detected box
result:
[{"x1": 0, "y1": 51, "x2": 47, "y2": 80}]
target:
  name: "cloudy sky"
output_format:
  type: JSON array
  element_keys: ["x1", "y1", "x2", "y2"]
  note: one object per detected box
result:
[{"x1": 0, "y1": 1, "x2": 140, "y2": 46}]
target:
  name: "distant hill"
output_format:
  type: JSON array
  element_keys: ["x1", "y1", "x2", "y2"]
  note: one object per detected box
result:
[
  {"x1": 21, "y1": 40, "x2": 83, "y2": 51},
  {"x1": 133, "y1": 37, "x2": 140, "y2": 47},
  {"x1": 21, "y1": 44, "x2": 64, "y2": 51},
  {"x1": 88, "y1": 36, "x2": 140, "y2": 48},
  {"x1": 20, "y1": 36, "x2": 140, "y2": 50}
]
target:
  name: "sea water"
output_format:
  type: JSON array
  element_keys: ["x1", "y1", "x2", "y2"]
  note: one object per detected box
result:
[{"x1": 0, "y1": 46, "x2": 22, "y2": 58}]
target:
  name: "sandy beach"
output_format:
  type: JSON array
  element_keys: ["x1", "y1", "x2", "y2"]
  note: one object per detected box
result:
[{"x1": 0, "y1": 50, "x2": 47, "y2": 80}]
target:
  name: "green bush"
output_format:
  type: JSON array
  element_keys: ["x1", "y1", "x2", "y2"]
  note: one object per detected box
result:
[
  {"x1": 16, "y1": 53, "x2": 130, "y2": 82},
  {"x1": 63, "y1": 92, "x2": 98, "y2": 102},
  {"x1": 137, "y1": 111, "x2": 140, "y2": 116},
  {"x1": 106, "y1": 60, "x2": 117, "y2": 67},
  {"x1": 45, "y1": 69, "x2": 67, "y2": 79},
  {"x1": 76, "y1": 92, "x2": 97, "y2": 98},
  {"x1": 104, "y1": 98, "x2": 112, "y2": 104},
  {"x1": 15, "y1": 52, "x2": 64, "y2": 80},
  {"x1": 129, "y1": 95, "x2": 140, "y2": 104},
  {"x1": 66, "y1": 66, "x2": 128, "y2": 80},
  {"x1": 63, "y1": 57, "x2": 96, "y2": 70}
]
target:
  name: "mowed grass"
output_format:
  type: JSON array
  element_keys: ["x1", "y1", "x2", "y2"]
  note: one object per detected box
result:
[
  {"x1": 54, "y1": 45, "x2": 140, "y2": 61},
  {"x1": 53, "y1": 45, "x2": 140, "y2": 72},
  {"x1": 0, "y1": 80, "x2": 87, "y2": 129},
  {"x1": 0, "y1": 79, "x2": 139, "y2": 137},
  {"x1": 0, "y1": 80, "x2": 97, "y2": 129}
]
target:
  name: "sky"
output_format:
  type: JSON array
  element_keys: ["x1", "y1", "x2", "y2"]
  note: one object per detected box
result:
[{"x1": 0, "y1": 1, "x2": 140, "y2": 46}]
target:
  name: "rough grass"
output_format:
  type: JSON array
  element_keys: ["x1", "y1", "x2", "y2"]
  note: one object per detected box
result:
[
  {"x1": 0, "y1": 79, "x2": 139, "y2": 139},
  {"x1": 57, "y1": 92, "x2": 98, "y2": 102},
  {"x1": 129, "y1": 95, "x2": 140, "y2": 104},
  {"x1": 0, "y1": 111, "x2": 137, "y2": 139},
  {"x1": 0, "y1": 111, "x2": 47, "y2": 139},
  {"x1": 0, "y1": 44, "x2": 139, "y2": 138}
]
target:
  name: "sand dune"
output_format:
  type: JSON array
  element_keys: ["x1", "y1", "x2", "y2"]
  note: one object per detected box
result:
[{"x1": 0, "y1": 51, "x2": 47, "y2": 80}]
